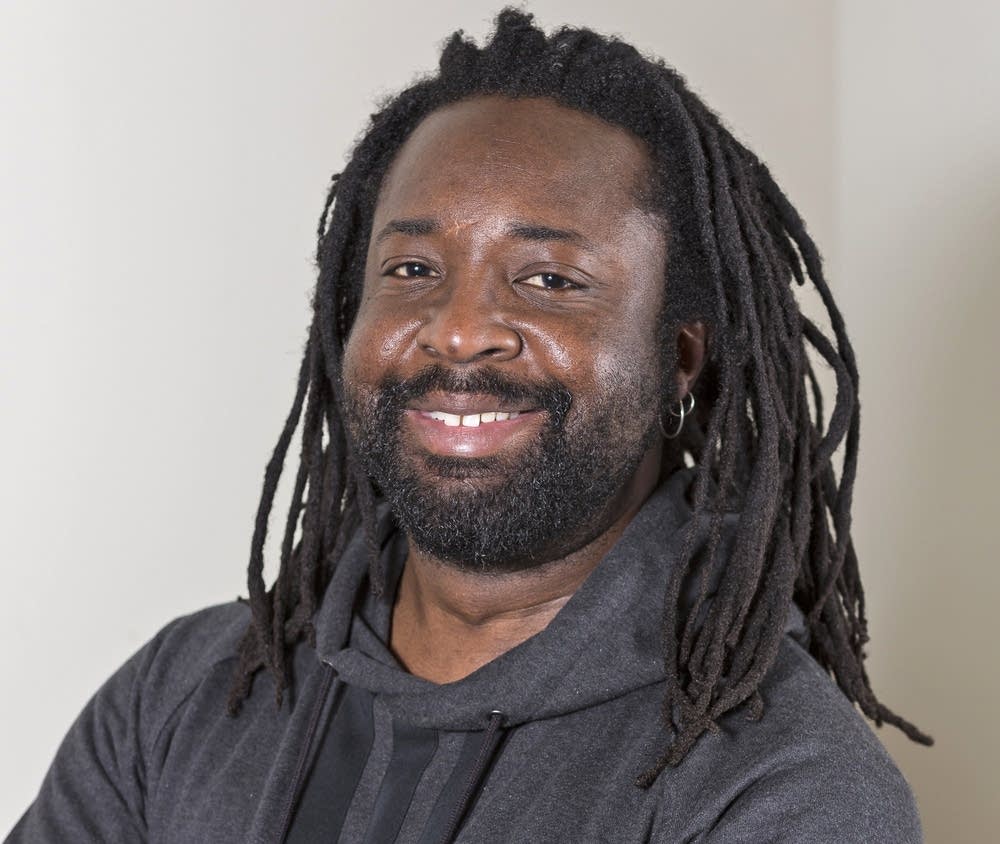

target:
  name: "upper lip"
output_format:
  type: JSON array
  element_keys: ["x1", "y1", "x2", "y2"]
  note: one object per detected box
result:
[{"x1": 406, "y1": 392, "x2": 537, "y2": 416}]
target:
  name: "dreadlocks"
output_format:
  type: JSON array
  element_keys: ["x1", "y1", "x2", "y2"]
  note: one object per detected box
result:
[{"x1": 226, "y1": 8, "x2": 932, "y2": 785}]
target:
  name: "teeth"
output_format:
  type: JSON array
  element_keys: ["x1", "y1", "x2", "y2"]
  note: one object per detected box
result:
[
  {"x1": 424, "y1": 410, "x2": 523, "y2": 427},
  {"x1": 424, "y1": 411, "x2": 462, "y2": 426}
]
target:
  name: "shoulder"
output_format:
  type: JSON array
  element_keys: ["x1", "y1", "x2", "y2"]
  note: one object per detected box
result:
[
  {"x1": 91, "y1": 600, "x2": 252, "y2": 758},
  {"x1": 651, "y1": 634, "x2": 923, "y2": 843},
  {"x1": 135, "y1": 601, "x2": 250, "y2": 713},
  {"x1": 741, "y1": 635, "x2": 921, "y2": 839},
  {"x1": 6, "y1": 601, "x2": 253, "y2": 842},
  {"x1": 140, "y1": 600, "x2": 250, "y2": 684}
]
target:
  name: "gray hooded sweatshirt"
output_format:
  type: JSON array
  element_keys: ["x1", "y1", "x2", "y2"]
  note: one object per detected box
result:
[{"x1": 7, "y1": 469, "x2": 923, "y2": 843}]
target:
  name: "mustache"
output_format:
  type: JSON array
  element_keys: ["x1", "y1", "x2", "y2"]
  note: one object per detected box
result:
[{"x1": 375, "y1": 365, "x2": 573, "y2": 423}]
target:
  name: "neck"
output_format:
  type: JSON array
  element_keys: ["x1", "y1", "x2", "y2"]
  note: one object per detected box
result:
[{"x1": 388, "y1": 449, "x2": 662, "y2": 683}]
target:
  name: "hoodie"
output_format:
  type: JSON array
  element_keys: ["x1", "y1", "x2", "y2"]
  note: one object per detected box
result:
[{"x1": 7, "y1": 469, "x2": 923, "y2": 843}]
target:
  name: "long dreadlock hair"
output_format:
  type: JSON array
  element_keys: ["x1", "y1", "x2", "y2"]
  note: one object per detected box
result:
[{"x1": 226, "y1": 8, "x2": 932, "y2": 785}]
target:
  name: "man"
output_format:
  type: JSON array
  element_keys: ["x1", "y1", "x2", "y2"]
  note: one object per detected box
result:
[{"x1": 9, "y1": 10, "x2": 931, "y2": 843}]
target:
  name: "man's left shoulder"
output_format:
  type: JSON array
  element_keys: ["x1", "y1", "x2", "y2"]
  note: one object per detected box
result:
[{"x1": 669, "y1": 634, "x2": 924, "y2": 843}]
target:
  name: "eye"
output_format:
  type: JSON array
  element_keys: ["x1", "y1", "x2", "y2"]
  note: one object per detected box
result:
[
  {"x1": 389, "y1": 261, "x2": 437, "y2": 278},
  {"x1": 519, "y1": 272, "x2": 579, "y2": 290}
]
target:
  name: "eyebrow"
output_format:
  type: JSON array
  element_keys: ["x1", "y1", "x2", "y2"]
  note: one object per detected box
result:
[
  {"x1": 506, "y1": 222, "x2": 586, "y2": 244},
  {"x1": 374, "y1": 218, "x2": 589, "y2": 247},
  {"x1": 374, "y1": 218, "x2": 438, "y2": 243}
]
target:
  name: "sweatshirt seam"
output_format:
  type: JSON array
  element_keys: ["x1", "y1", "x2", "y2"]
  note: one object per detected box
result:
[{"x1": 145, "y1": 654, "x2": 239, "y2": 805}]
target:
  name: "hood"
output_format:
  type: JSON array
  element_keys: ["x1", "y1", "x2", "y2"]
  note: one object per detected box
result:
[{"x1": 313, "y1": 468, "x2": 806, "y2": 731}]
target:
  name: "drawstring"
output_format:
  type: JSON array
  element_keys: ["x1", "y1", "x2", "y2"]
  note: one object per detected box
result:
[{"x1": 440, "y1": 710, "x2": 506, "y2": 844}]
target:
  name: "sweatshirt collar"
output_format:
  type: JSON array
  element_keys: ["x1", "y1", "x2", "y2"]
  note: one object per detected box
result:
[{"x1": 314, "y1": 469, "x2": 702, "y2": 730}]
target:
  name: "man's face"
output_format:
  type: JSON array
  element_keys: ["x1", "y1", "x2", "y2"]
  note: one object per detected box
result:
[{"x1": 342, "y1": 95, "x2": 670, "y2": 573}]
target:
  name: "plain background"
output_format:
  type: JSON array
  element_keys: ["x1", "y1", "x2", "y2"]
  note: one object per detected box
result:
[{"x1": 1, "y1": 1, "x2": 997, "y2": 840}]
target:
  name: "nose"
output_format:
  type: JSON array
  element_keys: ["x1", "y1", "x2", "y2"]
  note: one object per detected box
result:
[{"x1": 415, "y1": 278, "x2": 522, "y2": 364}]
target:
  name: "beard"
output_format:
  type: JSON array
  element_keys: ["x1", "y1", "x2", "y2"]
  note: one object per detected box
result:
[{"x1": 343, "y1": 363, "x2": 663, "y2": 575}]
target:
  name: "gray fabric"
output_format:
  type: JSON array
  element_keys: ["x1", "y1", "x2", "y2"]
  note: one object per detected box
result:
[{"x1": 6, "y1": 468, "x2": 923, "y2": 842}]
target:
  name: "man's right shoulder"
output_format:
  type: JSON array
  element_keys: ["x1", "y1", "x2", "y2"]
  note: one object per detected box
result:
[
  {"x1": 145, "y1": 601, "x2": 251, "y2": 673},
  {"x1": 133, "y1": 600, "x2": 252, "y2": 719},
  {"x1": 5, "y1": 601, "x2": 255, "y2": 843}
]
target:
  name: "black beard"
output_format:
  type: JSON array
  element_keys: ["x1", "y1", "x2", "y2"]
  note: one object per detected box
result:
[{"x1": 343, "y1": 364, "x2": 661, "y2": 575}]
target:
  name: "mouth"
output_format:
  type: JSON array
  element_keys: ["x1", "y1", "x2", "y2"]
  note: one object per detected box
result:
[
  {"x1": 403, "y1": 392, "x2": 544, "y2": 458},
  {"x1": 418, "y1": 409, "x2": 525, "y2": 427}
]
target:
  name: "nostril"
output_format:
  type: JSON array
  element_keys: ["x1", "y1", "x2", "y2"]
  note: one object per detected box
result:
[{"x1": 415, "y1": 310, "x2": 523, "y2": 364}]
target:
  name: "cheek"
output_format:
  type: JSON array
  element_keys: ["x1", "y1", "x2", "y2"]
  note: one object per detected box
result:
[
  {"x1": 343, "y1": 295, "x2": 422, "y2": 387},
  {"x1": 546, "y1": 303, "x2": 661, "y2": 396},
  {"x1": 591, "y1": 338, "x2": 662, "y2": 404}
]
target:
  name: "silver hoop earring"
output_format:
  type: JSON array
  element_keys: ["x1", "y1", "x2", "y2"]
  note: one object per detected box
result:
[{"x1": 659, "y1": 393, "x2": 695, "y2": 439}]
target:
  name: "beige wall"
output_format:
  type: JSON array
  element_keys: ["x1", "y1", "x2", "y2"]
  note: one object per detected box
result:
[
  {"x1": 1, "y1": 1, "x2": 993, "y2": 839},
  {"x1": 836, "y1": 2, "x2": 1000, "y2": 840}
]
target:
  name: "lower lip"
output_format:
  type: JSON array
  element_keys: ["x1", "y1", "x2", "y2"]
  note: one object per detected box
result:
[{"x1": 403, "y1": 410, "x2": 543, "y2": 457}]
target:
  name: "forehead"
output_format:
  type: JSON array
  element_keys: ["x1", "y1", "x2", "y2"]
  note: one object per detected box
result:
[{"x1": 373, "y1": 95, "x2": 656, "y2": 230}]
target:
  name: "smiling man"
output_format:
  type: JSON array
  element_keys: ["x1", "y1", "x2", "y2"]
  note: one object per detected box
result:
[
  {"x1": 345, "y1": 96, "x2": 688, "y2": 687},
  {"x1": 10, "y1": 10, "x2": 931, "y2": 844}
]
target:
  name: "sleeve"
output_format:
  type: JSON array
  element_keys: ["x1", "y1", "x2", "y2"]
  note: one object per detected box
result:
[
  {"x1": 685, "y1": 743, "x2": 924, "y2": 844},
  {"x1": 649, "y1": 634, "x2": 926, "y2": 844},
  {"x1": 4, "y1": 638, "x2": 161, "y2": 844}
]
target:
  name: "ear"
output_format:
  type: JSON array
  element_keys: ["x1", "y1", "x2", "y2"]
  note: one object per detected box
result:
[{"x1": 675, "y1": 321, "x2": 707, "y2": 399}]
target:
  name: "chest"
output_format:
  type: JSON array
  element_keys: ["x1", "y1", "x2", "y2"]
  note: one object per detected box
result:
[{"x1": 144, "y1": 672, "x2": 709, "y2": 844}]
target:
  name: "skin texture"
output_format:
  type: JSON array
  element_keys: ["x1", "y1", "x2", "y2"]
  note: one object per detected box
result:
[{"x1": 342, "y1": 96, "x2": 705, "y2": 683}]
